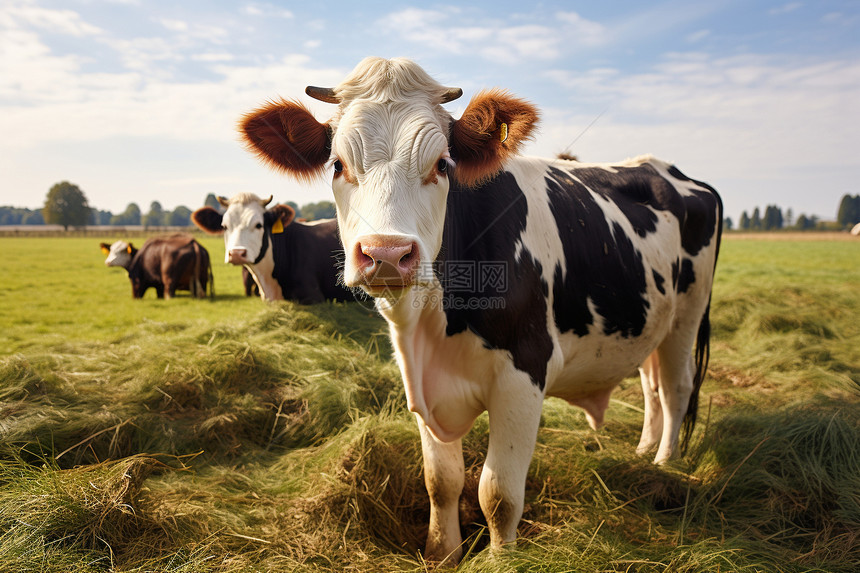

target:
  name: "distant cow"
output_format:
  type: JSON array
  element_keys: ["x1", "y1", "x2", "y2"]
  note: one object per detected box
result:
[
  {"x1": 191, "y1": 193, "x2": 354, "y2": 304},
  {"x1": 101, "y1": 234, "x2": 213, "y2": 299},
  {"x1": 239, "y1": 57, "x2": 722, "y2": 563}
]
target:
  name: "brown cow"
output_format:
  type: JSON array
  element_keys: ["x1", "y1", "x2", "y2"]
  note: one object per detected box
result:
[{"x1": 101, "y1": 234, "x2": 213, "y2": 299}]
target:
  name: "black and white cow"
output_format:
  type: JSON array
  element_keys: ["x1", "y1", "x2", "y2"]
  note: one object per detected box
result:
[
  {"x1": 239, "y1": 57, "x2": 722, "y2": 563},
  {"x1": 191, "y1": 193, "x2": 354, "y2": 304}
]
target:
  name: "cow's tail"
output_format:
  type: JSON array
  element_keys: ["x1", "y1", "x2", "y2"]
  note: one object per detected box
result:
[
  {"x1": 681, "y1": 301, "x2": 711, "y2": 454},
  {"x1": 681, "y1": 187, "x2": 723, "y2": 455}
]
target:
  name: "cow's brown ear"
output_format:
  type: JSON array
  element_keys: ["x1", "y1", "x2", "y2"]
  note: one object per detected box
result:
[
  {"x1": 240, "y1": 99, "x2": 331, "y2": 181},
  {"x1": 100, "y1": 243, "x2": 110, "y2": 255},
  {"x1": 449, "y1": 88, "x2": 539, "y2": 187},
  {"x1": 191, "y1": 206, "x2": 224, "y2": 235},
  {"x1": 266, "y1": 204, "x2": 296, "y2": 234}
]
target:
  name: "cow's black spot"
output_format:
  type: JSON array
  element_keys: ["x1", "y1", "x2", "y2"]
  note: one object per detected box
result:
[
  {"x1": 653, "y1": 269, "x2": 666, "y2": 295},
  {"x1": 441, "y1": 172, "x2": 553, "y2": 389},
  {"x1": 545, "y1": 167, "x2": 650, "y2": 339},
  {"x1": 676, "y1": 258, "x2": 696, "y2": 294},
  {"x1": 570, "y1": 163, "x2": 719, "y2": 256},
  {"x1": 668, "y1": 164, "x2": 722, "y2": 256},
  {"x1": 672, "y1": 259, "x2": 680, "y2": 289}
]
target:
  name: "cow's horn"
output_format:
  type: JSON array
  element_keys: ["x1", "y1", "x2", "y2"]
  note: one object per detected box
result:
[
  {"x1": 306, "y1": 86, "x2": 340, "y2": 104},
  {"x1": 441, "y1": 87, "x2": 463, "y2": 103},
  {"x1": 261, "y1": 195, "x2": 273, "y2": 207},
  {"x1": 217, "y1": 196, "x2": 230, "y2": 208}
]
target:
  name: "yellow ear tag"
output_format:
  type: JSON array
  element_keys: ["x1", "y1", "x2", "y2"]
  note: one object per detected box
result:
[
  {"x1": 271, "y1": 219, "x2": 284, "y2": 234},
  {"x1": 100, "y1": 247, "x2": 110, "y2": 255},
  {"x1": 126, "y1": 245, "x2": 133, "y2": 254}
]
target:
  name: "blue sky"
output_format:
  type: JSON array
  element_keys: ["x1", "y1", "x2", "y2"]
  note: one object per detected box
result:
[{"x1": 1, "y1": 0, "x2": 858, "y2": 223}]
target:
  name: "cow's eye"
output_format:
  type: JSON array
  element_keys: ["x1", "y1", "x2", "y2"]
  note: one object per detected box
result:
[
  {"x1": 437, "y1": 158, "x2": 448, "y2": 174},
  {"x1": 255, "y1": 222, "x2": 263, "y2": 229},
  {"x1": 333, "y1": 160, "x2": 343, "y2": 174}
]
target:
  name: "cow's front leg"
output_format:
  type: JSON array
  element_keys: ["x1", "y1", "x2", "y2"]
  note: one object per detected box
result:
[
  {"x1": 480, "y1": 375, "x2": 543, "y2": 551},
  {"x1": 417, "y1": 415, "x2": 464, "y2": 566}
]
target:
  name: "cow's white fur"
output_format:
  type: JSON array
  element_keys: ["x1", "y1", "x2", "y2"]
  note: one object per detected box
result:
[{"x1": 218, "y1": 193, "x2": 284, "y2": 301}]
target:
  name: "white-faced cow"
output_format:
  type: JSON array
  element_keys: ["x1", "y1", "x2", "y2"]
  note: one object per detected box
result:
[
  {"x1": 239, "y1": 57, "x2": 722, "y2": 564},
  {"x1": 101, "y1": 234, "x2": 212, "y2": 299},
  {"x1": 191, "y1": 193, "x2": 353, "y2": 304}
]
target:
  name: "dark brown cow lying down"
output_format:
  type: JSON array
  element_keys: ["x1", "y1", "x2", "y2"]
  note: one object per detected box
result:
[{"x1": 101, "y1": 234, "x2": 213, "y2": 299}]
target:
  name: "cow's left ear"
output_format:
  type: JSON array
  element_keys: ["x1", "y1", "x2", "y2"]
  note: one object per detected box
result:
[
  {"x1": 265, "y1": 204, "x2": 296, "y2": 234},
  {"x1": 240, "y1": 99, "x2": 331, "y2": 181},
  {"x1": 449, "y1": 88, "x2": 539, "y2": 187},
  {"x1": 100, "y1": 243, "x2": 110, "y2": 255}
]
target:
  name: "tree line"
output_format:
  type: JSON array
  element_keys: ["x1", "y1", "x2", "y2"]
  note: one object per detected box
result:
[
  {"x1": 0, "y1": 182, "x2": 337, "y2": 230},
  {"x1": 725, "y1": 194, "x2": 859, "y2": 232},
  {"x1": 4, "y1": 182, "x2": 859, "y2": 233}
]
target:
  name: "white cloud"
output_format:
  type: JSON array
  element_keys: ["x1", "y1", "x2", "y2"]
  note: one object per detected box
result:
[
  {"x1": 191, "y1": 53, "x2": 235, "y2": 63},
  {"x1": 686, "y1": 29, "x2": 710, "y2": 43},
  {"x1": 3, "y1": 2, "x2": 102, "y2": 37},
  {"x1": 378, "y1": 8, "x2": 603, "y2": 62},
  {"x1": 158, "y1": 18, "x2": 188, "y2": 33},
  {"x1": 0, "y1": 27, "x2": 90, "y2": 103},
  {"x1": 242, "y1": 3, "x2": 293, "y2": 19},
  {"x1": 555, "y1": 12, "x2": 607, "y2": 46},
  {"x1": 769, "y1": 2, "x2": 803, "y2": 16}
]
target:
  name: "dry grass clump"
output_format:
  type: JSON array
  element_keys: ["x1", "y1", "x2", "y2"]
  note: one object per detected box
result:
[
  {"x1": 0, "y1": 454, "x2": 178, "y2": 570},
  {"x1": 0, "y1": 304, "x2": 397, "y2": 466},
  {"x1": 690, "y1": 404, "x2": 860, "y2": 568}
]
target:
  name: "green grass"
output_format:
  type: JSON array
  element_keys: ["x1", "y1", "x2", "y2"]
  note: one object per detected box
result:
[{"x1": 0, "y1": 235, "x2": 858, "y2": 572}]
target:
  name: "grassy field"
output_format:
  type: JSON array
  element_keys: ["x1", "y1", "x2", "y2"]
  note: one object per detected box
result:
[{"x1": 0, "y1": 234, "x2": 858, "y2": 572}]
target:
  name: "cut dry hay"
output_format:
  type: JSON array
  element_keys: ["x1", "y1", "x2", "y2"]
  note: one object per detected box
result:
[{"x1": 1, "y1": 240, "x2": 859, "y2": 573}]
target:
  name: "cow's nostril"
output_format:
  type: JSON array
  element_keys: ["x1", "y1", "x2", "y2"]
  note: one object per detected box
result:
[
  {"x1": 357, "y1": 245, "x2": 376, "y2": 269},
  {"x1": 399, "y1": 247, "x2": 413, "y2": 265}
]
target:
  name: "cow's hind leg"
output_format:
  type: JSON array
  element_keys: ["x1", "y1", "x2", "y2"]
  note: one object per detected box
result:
[
  {"x1": 480, "y1": 371, "x2": 543, "y2": 551},
  {"x1": 653, "y1": 332, "x2": 697, "y2": 464},
  {"x1": 636, "y1": 351, "x2": 663, "y2": 456},
  {"x1": 418, "y1": 416, "x2": 464, "y2": 566}
]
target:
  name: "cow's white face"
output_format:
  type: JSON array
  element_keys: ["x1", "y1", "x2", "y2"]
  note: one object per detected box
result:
[
  {"x1": 219, "y1": 198, "x2": 268, "y2": 265},
  {"x1": 104, "y1": 241, "x2": 132, "y2": 268},
  {"x1": 239, "y1": 57, "x2": 538, "y2": 299},
  {"x1": 331, "y1": 100, "x2": 452, "y2": 295}
]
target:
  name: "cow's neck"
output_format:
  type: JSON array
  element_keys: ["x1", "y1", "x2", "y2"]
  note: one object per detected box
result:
[
  {"x1": 269, "y1": 224, "x2": 305, "y2": 296},
  {"x1": 378, "y1": 285, "x2": 485, "y2": 443},
  {"x1": 246, "y1": 233, "x2": 283, "y2": 301}
]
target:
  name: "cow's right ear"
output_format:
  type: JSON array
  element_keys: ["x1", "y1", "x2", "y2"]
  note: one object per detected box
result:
[
  {"x1": 100, "y1": 243, "x2": 110, "y2": 255},
  {"x1": 265, "y1": 204, "x2": 296, "y2": 234},
  {"x1": 240, "y1": 99, "x2": 331, "y2": 182},
  {"x1": 192, "y1": 206, "x2": 225, "y2": 235}
]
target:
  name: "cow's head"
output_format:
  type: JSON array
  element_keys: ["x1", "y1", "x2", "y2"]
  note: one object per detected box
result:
[
  {"x1": 101, "y1": 241, "x2": 135, "y2": 269},
  {"x1": 191, "y1": 193, "x2": 295, "y2": 265},
  {"x1": 240, "y1": 57, "x2": 538, "y2": 298}
]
